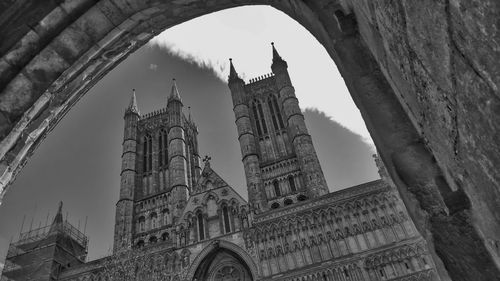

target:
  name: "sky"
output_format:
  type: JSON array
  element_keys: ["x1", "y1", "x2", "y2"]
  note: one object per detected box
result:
[{"x1": 0, "y1": 6, "x2": 378, "y2": 266}]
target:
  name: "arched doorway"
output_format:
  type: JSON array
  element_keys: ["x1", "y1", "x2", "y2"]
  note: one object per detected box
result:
[
  {"x1": 193, "y1": 249, "x2": 253, "y2": 281},
  {"x1": 189, "y1": 240, "x2": 258, "y2": 281}
]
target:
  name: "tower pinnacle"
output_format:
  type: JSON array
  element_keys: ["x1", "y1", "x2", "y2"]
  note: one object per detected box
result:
[
  {"x1": 271, "y1": 42, "x2": 287, "y2": 70},
  {"x1": 228, "y1": 58, "x2": 242, "y2": 83},
  {"x1": 169, "y1": 78, "x2": 182, "y2": 103},
  {"x1": 271, "y1": 42, "x2": 281, "y2": 61},
  {"x1": 126, "y1": 89, "x2": 140, "y2": 115},
  {"x1": 50, "y1": 201, "x2": 64, "y2": 232}
]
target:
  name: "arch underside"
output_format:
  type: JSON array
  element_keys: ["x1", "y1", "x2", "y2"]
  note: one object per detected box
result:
[
  {"x1": 0, "y1": 0, "x2": 499, "y2": 280},
  {"x1": 193, "y1": 248, "x2": 253, "y2": 281},
  {"x1": 187, "y1": 240, "x2": 259, "y2": 281}
]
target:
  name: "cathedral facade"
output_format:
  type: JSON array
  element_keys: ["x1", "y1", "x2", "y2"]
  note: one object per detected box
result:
[{"x1": 2, "y1": 45, "x2": 439, "y2": 281}]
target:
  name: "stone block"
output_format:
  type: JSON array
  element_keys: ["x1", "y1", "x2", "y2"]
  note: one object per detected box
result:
[
  {"x1": 109, "y1": 0, "x2": 146, "y2": 16},
  {"x1": 0, "y1": 110, "x2": 12, "y2": 139},
  {"x1": 403, "y1": 0, "x2": 452, "y2": 92},
  {"x1": 23, "y1": 45, "x2": 70, "y2": 97},
  {"x1": 34, "y1": 6, "x2": 68, "y2": 37},
  {"x1": 450, "y1": 0, "x2": 500, "y2": 94},
  {"x1": 0, "y1": 73, "x2": 34, "y2": 119},
  {"x1": 59, "y1": 0, "x2": 93, "y2": 14},
  {"x1": 71, "y1": 5, "x2": 116, "y2": 43},
  {"x1": 3, "y1": 30, "x2": 41, "y2": 67},
  {"x1": 96, "y1": 0, "x2": 128, "y2": 26},
  {"x1": 0, "y1": 58, "x2": 15, "y2": 90},
  {"x1": 51, "y1": 25, "x2": 94, "y2": 65}
]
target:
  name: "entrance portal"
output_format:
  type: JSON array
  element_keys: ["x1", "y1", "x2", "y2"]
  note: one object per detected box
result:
[{"x1": 193, "y1": 248, "x2": 253, "y2": 281}]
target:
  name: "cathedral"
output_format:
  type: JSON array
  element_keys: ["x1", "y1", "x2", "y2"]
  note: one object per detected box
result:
[{"x1": 1, "y1": 45, "x2": 439, "y2": 281}]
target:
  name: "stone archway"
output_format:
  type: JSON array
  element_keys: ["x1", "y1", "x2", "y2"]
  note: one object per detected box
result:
[
  {"x1": 187, "y1": 240, "x2": 258, "y2": 281},
  {"x1": 0, "y1": 1, "x2": 499, "y2": 280}
]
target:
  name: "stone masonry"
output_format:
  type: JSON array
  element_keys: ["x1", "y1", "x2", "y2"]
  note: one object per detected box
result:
[{"x1": 0, "y1": 1, "x2": 499, "y2": 280}]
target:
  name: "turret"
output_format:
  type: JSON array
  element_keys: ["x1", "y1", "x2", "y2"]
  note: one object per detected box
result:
[
  {"x1": 228, "y1": 58, "x2": 246, "y2": 106},
  {"x1": 167, "y1": 79, "x2": 189, "y2": 218},
  {"x1": 228, "y1": 59, "x2": 268, "y2": 213},
  {"x1": 114, "y1": 90, "x2": 140, "y2": 252},
  {"x1": 271, "y1": 43, "x2": 329, "y2": 198},
  {"x1": 271, "y1": 42, "x2": 288, "y2": 73}
]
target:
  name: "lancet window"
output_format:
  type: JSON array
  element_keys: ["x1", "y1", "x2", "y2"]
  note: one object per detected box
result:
[
  {"x1": 289, "y1": 175, "x2": 296, "y2": 192},
  {"x1": 252, "y1": 100, "x2": 268, "y2": 136},
  {"x1": 143, "y1": 135, "x2": 152, "y2": 172},
  {"x1": 198, "y1": 212, "x2": 205, "y2": 240},
  {"x1": 222, "y1": 205, "x2": 231, "y2": 234},
  {"x1": 269, "y1": 95, "x2": 284, "y2": 130},
  {"x1": 273, "y1": 180, "x2": 281, "y2": 197},
  {"x1": 158, "y1": 129, "x2": 168, "y2": 167}
]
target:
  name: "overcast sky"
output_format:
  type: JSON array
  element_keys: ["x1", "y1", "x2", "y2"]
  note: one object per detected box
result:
[{"x1": 0, "y1": 6, "x2": 378, "y2": 265}]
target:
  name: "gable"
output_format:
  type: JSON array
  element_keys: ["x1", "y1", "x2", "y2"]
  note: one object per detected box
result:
[
  {"x1": 182, "y1": 165, "x2": 247, "y2": 219},
  {"x1": 192, "y1": 164, "x2": 231, "y2": 194}
]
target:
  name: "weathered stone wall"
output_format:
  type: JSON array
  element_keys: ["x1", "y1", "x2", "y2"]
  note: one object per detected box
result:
[
  {"x1": 0, "y1": 0, "x2": 499, "y2": 280},
  {"x1": 348, "y1": 0, "x2": 500, "y2": 257},
  {"x1": 339, "y1": 1, "x2": 500, "y2": 280}
]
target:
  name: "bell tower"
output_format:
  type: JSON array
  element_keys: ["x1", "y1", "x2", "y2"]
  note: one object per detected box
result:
[
  {"x1": 113, "y1": 81, "x2": 201, "y2": 251},
  {"x1": 228, "y1": 44, "x2": 329, "y2": 213}
]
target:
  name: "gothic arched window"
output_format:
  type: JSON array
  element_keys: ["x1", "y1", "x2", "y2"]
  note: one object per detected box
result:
[
  {"x1": 159, "y1": 143, "x2": 168, "y2": 189},
  {"x1": 138, "y1": 216, "x2": 145, "y2": 232},
  {"x1": 143, "y1": 135, "x2": 153, "y2": 172},
  {"x1": 143, "y1": 135, "x2": 153, "y2": 194},
  {"x1": 162, "y1": 232, "x2": 169, "y2": 241},
  {"x1": 163, "y1": 130, "x2": 168, "y2": 164},
  {"x1": 162, "y1": 208, "x2": 170, "y2": 225},
  {"x1": 257, "y1": 102, "x2": 268, "y2": 134},
  {"x1": 272, "y1": 95, "x2": 285, "y2": 128},
  {"x1": 150, "y1": 212, "x2": 158, "y2": 229},
  {"x1": 223, "y1": 205, "x2": 231, "y2": 234},
  {"x1": 159, "y1": 130, "x2": 168, "y2": 167},
  {"x1": 143, "y1": 136, "x2": 149, "y2": 172},
  {"x1": 252, "y1": 102, "x2": 263, "y2": 136},
  {"x1": 158, "y1": 133, "x2": 163, "y2": 167},
  {"x1": 268, "y1": 98, "x2": 279, "y2": 130},
  {"x1": 288, "y1": 176, "x2": 296, "y2": 192},
  {"x1": 197, "y1": 212, "x2": 205, "y2": 240},
  {"x1": 273, "y1": 180, "x2": 281, "y2": 197}
]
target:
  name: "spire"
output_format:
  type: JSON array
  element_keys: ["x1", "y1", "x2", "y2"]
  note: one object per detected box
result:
[
  {"x1": 126, "y1": 89, "x2": 140, "y2": 115},
  {"x1": 49, "y1": 201, "x2": 64, "y2": 231},
  {"x1": 271, "y1": 42, "x2": 288, "y2": 70},
  {"x1": 271, "y1": 42, "x2": 282, "y2": 62},
  {"x1": 168, "y1": 78, "x2": 182, "y2": 103},
  {"x1": 228, "y1": 58, "x2": 242, "y2": 83}
]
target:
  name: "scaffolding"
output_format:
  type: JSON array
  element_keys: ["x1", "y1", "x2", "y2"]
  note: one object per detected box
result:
[
  {"x1": 6, "y1": 221, "x2": 88, "y2": 260},
  {"x1": 1, "y1": 219, "x2": 89, "y2": 281}
]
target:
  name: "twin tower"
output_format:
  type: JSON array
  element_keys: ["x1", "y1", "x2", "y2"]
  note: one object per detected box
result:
[
  {"x1": 228, "y1": 43, "x2": 329, "y2": 210},
  {"x1": 114, "y1": 43, "x2": 329, "y2": 250}
]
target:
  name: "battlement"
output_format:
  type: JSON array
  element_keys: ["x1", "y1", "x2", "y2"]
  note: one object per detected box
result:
[
  {"x1": 140, "y1": 107, "x2": 168, "y2": 120},
  {"x1": 246, "y1": 72, "x2": 274, "y2": 85}
]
